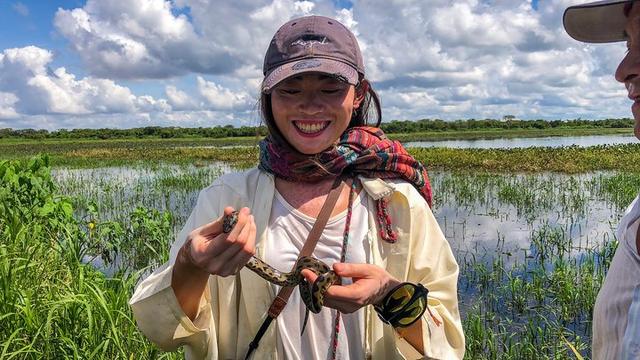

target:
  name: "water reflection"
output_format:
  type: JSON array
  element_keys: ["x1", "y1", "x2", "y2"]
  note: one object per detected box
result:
[
  {"x1": 52, "y1": 167, "x2": 628, "y2": 267},
  {"x1": 51, "y1": 166, "x2": 636, "y2": 350}
]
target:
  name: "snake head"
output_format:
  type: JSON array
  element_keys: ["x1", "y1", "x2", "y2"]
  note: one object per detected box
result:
[{"x1": 222, "y1": 210, "x2": 239, "y2": 234}]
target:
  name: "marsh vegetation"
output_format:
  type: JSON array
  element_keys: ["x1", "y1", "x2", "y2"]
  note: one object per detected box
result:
[{"x1": 1, "y1": 133, "x2": 638, "y2": 358}]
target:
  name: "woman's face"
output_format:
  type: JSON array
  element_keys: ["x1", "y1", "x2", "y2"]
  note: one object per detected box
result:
[
  {"x1": 616, "y1": 2, "x2": 640, "y2": 140},
  {"x1": 270, "y1": 73, "x2": 363, "y2": 154}
]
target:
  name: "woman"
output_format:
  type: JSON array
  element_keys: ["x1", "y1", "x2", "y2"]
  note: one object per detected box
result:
[
  {"x1": 130, "y1": 15, "x2": 464, "y2": 359},
  {"x1": 564, "y1": 1, "x2": 640, "y2": 359}
]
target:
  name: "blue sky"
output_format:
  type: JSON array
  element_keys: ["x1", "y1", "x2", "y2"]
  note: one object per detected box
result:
[
  {"x1": 0, "y1": 0, "x2": 630, "y2": 130},
  {"x1": 0, "y1": 2, "x2": 80, "y2": 67}
]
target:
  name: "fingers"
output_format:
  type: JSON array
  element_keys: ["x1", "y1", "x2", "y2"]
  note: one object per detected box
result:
[
  {"x1": 215, "y1": 213, "x2": 256, "y2": 263},
  {"x1": 319, "y1": 264, "x2": 395, "y2": 313},
  {"x1": 205, "y1": 207, "x2": 250, "y2": 255},
  {"x1": 325, "y1": 282, "x2": 367, "y2": 302},
  {"x1": 185, "y1": 206, "x2": 257, "y2": 277},
  {"x1": 332, "y1": 262, "x2": 374, "y2": 278},
  {"x1": 196, "y1": 206, "x2": 236, "y2": 237},
  {"x1": 321, "y1": 283, "x2": 367, "y2": 313},
  {"x1": 210, "y1": 213, "x2": 256, "y2": 276},
  {"x1": 301, "y1": 268, "x2": 319, "y2": 283}
]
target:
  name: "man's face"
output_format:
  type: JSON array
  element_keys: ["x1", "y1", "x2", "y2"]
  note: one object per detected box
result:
[{"x1": 615, "y1": 2, "x2": 640, "y2": 140}]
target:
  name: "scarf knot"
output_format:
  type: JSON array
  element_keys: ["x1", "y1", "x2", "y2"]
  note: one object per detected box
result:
[{"x1": 259, "y1": 126, "x2": 432, "y2": 242}]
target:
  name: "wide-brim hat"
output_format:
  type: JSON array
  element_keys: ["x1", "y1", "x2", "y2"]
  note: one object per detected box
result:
[
  {"x1": 563, "y1": 0, "x2": 633, "y2": 43},
  {"x1": 261, "y1": 15, "x2": 364, "y2": 93}
]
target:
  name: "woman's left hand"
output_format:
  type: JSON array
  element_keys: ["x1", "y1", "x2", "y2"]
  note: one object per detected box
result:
[{"x1": 301, "y1": 263, "x2": 401, "y2": 314}]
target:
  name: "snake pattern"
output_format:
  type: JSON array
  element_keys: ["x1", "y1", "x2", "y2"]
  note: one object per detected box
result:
[{"x1": 223, "y1": 210, "x2": 339, "y2": 314}]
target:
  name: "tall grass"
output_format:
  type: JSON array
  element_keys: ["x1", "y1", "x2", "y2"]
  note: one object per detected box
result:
[
  {"x1": 0, "y1": 156, "x2": 180, "y2": 358},
  {"x1": 3, "y1": 155, "x2": 636, "y2": 358}
]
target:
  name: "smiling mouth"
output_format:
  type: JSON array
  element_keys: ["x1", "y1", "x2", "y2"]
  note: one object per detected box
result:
[{"x1": 293, "y1": 121, "x2": 329, "y2": 134}]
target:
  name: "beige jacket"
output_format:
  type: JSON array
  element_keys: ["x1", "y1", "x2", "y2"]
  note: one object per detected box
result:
[{"x1": 129, "y1": 168, "x2": 465, "y2": 359}]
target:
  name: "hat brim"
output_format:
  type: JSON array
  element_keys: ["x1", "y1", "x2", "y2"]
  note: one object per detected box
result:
[
  {"x1": 563, "y1": 0, "x2": 631, "y2": 43},
  {"x1": 262, "y1": 58, "x2": 359, "y2": 93}
]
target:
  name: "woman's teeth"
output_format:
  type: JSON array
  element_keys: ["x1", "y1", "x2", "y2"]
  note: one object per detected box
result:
[{"x1": 295, "y1": 122, "x2": 327, "y2": 133}]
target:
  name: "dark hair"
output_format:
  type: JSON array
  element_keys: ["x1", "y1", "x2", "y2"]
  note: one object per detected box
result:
[
  {"x1": 259, "y1": 77, "x2": 382, "y2": 146},
  {"x1": 624, "y1": 1, "x2": 636, "y2": 16}
]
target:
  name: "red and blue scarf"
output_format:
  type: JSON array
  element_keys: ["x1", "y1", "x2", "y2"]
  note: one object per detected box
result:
[{"x1": 259, "y1": 126, "x2": 432, "y2": 242}]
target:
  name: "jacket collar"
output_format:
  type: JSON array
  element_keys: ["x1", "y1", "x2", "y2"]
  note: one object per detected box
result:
[{"x1": 359, "y1": 177, "x2": 396, "y2": 200}]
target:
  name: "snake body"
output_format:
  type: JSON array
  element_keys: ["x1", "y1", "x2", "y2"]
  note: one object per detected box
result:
[{"x1": 223, "y1": 211, "x2": 338, "y2": 314}]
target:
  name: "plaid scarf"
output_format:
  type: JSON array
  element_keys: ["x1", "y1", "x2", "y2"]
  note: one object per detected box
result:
[{"x1": 259, "y1": 126, "x2": 432, "y2": 241}]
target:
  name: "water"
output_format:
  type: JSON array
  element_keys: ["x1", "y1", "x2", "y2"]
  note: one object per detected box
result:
[
  {"x1": 52, "y1": 166, "x2": 630, "y2": 267},
  {"x1": 51, "y1": 165, "x2": 639, "y2": 354},
  {"x1": 430, "y1": 172, "x2": 622, "y2": 265},
  {"x1": 404, "y1": 134, "x2": 638, "y2": 149}
]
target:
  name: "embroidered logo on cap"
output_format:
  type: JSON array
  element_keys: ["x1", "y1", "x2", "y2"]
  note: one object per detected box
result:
[{"x1": 291, "y1": 59, "x2": 322, "y2": 70}]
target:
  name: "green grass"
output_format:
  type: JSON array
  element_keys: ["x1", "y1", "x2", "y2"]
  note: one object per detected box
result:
[
  {"x1": 4, "y1": 152, "x2": 638, "y2": 359},
  {"x1": 2, "y1": 136, "x2": 640, "y2": 173},
  {"x1": 0, "y1": 157, "x2": 181, "y2": 358},
  {"x1": 389, "y1": 126, "x2": 632, "y2": 142}
]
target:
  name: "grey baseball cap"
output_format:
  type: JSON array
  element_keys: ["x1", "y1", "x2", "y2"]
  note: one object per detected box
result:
[
  {"x1": 261, "y1": 15, "x2": 364, "y2": 93},
  {"x1": 563, "y1": 0, "x2": 633, "y2": 43}
]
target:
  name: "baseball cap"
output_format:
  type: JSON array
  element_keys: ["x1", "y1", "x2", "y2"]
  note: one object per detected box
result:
[
  {"x1": 563, "y1": 0, "x2": 632, "y2": 43},
  {"x1": 261, "y1": 15, "x2": 365, "y2": 93}
]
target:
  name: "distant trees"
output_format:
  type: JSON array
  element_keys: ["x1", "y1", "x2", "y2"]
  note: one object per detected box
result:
[
  {"x1": 0, "y1": 118, "x2": 633, "y2": 140},
  {"x1": 0, "y1": 125, "x2": 269, "y2": 140}
]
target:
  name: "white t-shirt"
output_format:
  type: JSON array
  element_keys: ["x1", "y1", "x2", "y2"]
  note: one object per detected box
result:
[{"x1": 264, "y1": 189, "x2": 370, "y2": 360}]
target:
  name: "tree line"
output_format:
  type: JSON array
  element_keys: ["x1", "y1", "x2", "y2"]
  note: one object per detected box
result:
[{"x1": 0, "y1": 118, "x2": 634, "y2": 140}]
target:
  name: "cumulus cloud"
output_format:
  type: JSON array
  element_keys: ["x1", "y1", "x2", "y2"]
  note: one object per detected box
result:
[
  {"x1": 0, "y1": 46, "x2": 169, "y2": 118},
  {"x1": 3, "y1": 0, "x2": 635, "y2": 129},
  {"x1": 0, "y1": 92, "x2": 19, "y2": 119},
  {"x1": 53, "y1": 0, "x2": 219, "y2": 79},
  {"x1": 165, "y1": 85, "x2": 197, "y2": 111},
  {"x1": 196, "y1": 77, "x2": 253, "y2": 111},
  {"x1": 165, "y1": 77, "x2": 255, "y2": 112}
]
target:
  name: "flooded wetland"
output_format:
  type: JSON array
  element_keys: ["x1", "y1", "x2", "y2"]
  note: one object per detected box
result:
[{"x1": 2, "y1": 134, "x2": 639, "y2": 358}]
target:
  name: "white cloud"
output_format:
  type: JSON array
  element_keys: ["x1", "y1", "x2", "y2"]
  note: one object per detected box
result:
[
  {"x1": 196, "y1": 76, "x2": 254, "y2": 111},
  {"x1": 53, "y1": 0, "x2": 235, "y2": 79},
  {"x1": 1, "y1": 0, "x2": 635, "y2": 129},
  {"x1": 0, "y1": 92, "x2": 19, "y2": 119},
  {"x1": 165, "y1": 85, "x2": 197, "y2": 111},
  {"x1": 0, "y1": 46, "x2": 169, "y2": 117}
]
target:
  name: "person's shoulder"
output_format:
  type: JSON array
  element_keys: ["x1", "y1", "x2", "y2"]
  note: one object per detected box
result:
[
  {"x1": 200, "y1": 167, "x2": 271, "y2": 198},
  {"x1": 207, "y1": 167, "x2": 261, "y2": 186},
  {"x1": 360, "y1": 177, "x2": 427, "y2": 208},
  {"x1": 618, "y1": 193, "x2": 640, "y2": 231}
]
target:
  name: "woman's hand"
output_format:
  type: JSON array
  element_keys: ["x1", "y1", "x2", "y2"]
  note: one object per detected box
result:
[
  {"x1": 172, "y1": 206, "x2": 256, "y2": 319},
  {"x1": 180, "y1": 206, "x2": 257, "y2": 277},
  {"x1": 301, "y1": 263, "x2": 401, "y2": 313}
]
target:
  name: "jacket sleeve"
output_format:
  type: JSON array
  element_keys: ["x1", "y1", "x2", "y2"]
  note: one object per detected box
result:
[
  {"x1": 395, "y1": 187, "x2": 465, "y2": 359},
  {"x1": 128, "y1": 188, "x2": 224, "y2": 359}
]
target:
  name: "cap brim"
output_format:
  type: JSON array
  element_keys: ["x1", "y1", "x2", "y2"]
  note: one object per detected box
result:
[
  {"x1": 563, "y1": 0, "x2": 631, "y2": 43},
  {"x1": 262, "y1": 58, "x2": 359, "y2": 93}
]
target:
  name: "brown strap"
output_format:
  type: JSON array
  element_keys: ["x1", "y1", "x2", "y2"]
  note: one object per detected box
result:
[
  {"x1": 245, "y1": 176, "x2": 347, "y2": 359},
  {"x1": 266, "y1": 176, "x2": 346, "y2": 317}
]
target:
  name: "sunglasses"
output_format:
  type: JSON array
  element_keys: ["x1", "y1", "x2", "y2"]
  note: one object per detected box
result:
[{"x1": 374, "y1": 282, "x2": 429, "y2": 328}]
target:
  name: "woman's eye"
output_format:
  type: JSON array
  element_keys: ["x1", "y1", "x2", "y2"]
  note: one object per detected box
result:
[
  {"x1": 321, "y1": 89, "x2": 343, "y2": 94},
  {"x1": 279, "y1": 89, "x2": 300, "y2": 95}
]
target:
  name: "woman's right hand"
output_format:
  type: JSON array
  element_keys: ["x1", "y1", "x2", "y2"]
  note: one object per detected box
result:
[
  {"x1": 181, "y1": 206, "x2": 257, "y2": 277},
  {"x1": 172, "y1": 206, "x2": 256, "y2": 319}
]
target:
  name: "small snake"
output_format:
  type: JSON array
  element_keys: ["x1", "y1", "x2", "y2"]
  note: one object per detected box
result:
[{"x1": 223, "y1": 210, "x2": 339, "y2": 315}]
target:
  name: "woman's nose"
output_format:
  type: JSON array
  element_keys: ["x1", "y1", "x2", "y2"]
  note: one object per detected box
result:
[
  {"x1": 298, "y1": 92, "x2": 324, "y2": 114},
  {"x1": 615, "y1": 51, "x2": 640, "y2": 83}
]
